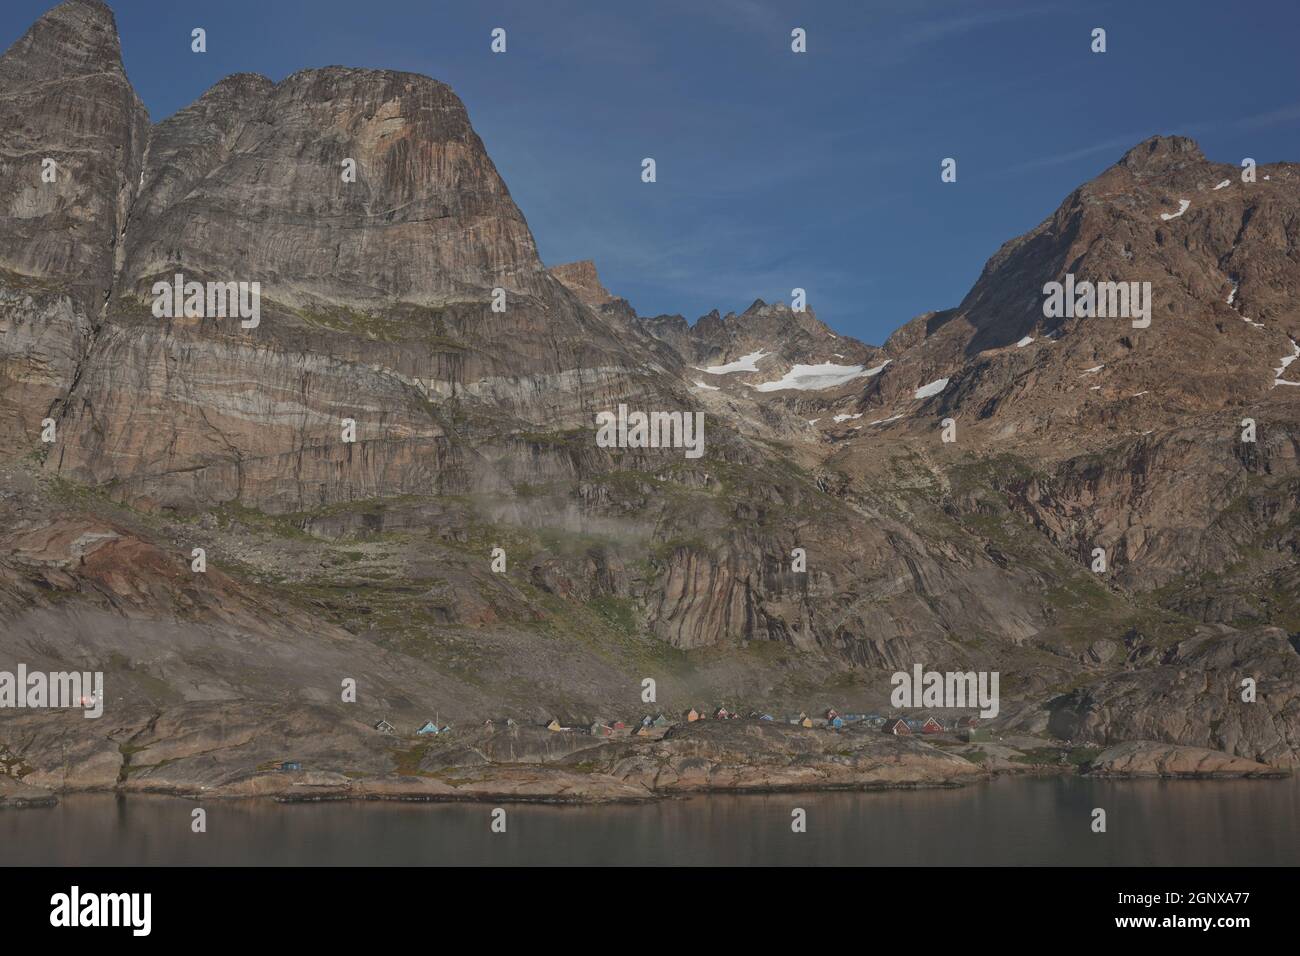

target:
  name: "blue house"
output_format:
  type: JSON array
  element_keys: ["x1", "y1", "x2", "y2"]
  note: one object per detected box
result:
[
  {"x1": 280, "y1": 761, "x2": 302, "y2": 771},
  {"x1": 416, "y1": 720, "x2": 441, "y2": 735},
  {"x1": 829, "y1": 716, "x2": 845, "y2": 730}
]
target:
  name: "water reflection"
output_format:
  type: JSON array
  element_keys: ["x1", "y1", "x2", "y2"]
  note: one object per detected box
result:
[{"x1": 2, "y1": 776, "x2": 1296, "y2": 866}]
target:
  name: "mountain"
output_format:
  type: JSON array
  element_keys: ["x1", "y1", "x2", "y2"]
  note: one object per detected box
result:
[{"x1": 1, "y1": 1, "x2": 1297, "y2": 798}]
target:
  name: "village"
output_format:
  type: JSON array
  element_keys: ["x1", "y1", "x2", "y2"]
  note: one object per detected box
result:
[{"x1": 366, "y1": 708, "x2": 989, "y2": 742}]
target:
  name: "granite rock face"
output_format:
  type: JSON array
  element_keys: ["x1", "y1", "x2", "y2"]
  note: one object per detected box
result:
[
  {"x1": 0, "y1": 0, "x2": 147, "y2": 298},
  {"x1": 1086, "y1": 740, "x2": 1281, "y2": 778},
  {"x1": 123, "y1": 67, "x2": 545, "y2": 309},
  {"x1": 0, "y1": 0, "x2": 147, "y2": 448}
]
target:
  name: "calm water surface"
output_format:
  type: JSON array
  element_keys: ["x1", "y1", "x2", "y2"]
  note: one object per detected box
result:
[{"x1": 2, "y1": 776, "x2": 1297, "y2": 866}]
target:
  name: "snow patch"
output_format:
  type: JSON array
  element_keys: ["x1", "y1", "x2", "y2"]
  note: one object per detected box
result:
[
  {"x1": 1016, "y1": 336, "x2": 1034, "y2": 348},
  {"x1": 697, "y1": 350, "x2": 768, "y2": 375},
  {"x1": 1160, "y1": 199, "x2": 1191, "y2": 220},
  {"x1": 1274, "y1": 338, "x2": 1300, "y2": 386},
  {"x1": 1131, "y1": 391, "x2": 1148, "y2": 397},
  {"x1": 869, "y1": 414, "x2": 905, "y2": 426},
  {"x1": 752, "y1": 359, "x2": 891, "y2": 393},
  {"x1": 1213, "y1": 179, "x2": 1230, "y2": 190},
  {"x1": 693, "y1": 380, "x2": 720, "y2": 391},
  {"x1": 1226, "y1": 283, "x2": 1237, "y2": 306},
  {"x1": 913, "y1": 377, "x2": 950, "y2": 400},
  {"x1": 1082, "y1": 365, "x2": 1104, "y2": 374},
  {"x1": 832, "y1": 413, "x2": 862, "y2": 423}
]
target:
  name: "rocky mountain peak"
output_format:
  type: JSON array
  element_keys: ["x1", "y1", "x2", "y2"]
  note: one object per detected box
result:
[
  {"x1": 549, "y1": 260, "x2": 616, "y2": 308},
  {"x1": 0, "y1": 0, "x2": 147, "y2": 296},
  {"x1": 0, "y1": 0, "x2": 126, "y2": 81},
  {"x1": 122, "y1": 59, "x2": 545, "y2": 309},
  {"x1": 1117, "y1": 135, "x2": 1206, "y2": 176}
]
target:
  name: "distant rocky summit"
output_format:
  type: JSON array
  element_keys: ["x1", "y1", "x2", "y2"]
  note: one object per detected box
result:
[{"x1": 0, "y1": 1, "x2": 1297, "y2": 802}]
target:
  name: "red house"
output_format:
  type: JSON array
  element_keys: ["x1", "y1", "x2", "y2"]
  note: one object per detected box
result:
[
  {"x1": 883, "y1": 718, "x2": 911, "y2": 735},
  {"x1": 921, "y1": 716, "x2": 944, "y2": 734}
]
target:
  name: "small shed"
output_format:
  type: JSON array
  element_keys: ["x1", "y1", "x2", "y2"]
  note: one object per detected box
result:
[
  {"x1": 374, "y1": 719, "x2": 396, "y2": 735},
  {"x1": 280, "y1": 761, "x2": 302, "y2": 772}
]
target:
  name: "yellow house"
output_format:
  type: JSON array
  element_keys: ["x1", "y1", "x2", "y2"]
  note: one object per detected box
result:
[
  {"x1": 546, "y1": 718, "x2": 564, "y2": 732},
  {"x1": 686, "y1": 708, "x2": 700, "y2": 722}
]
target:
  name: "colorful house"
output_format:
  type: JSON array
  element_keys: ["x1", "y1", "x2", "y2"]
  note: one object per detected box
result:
[
  {"x1": 715, "y1": 707, "x2": 731, "y2": 720},
  {"x1": 686, "y1": 708, "x2": 701, "y2": 722},
  {"x1": 921, "y1": 716, "x2": 944, "y2": 734},
  {"x1": 828, "y1": 716, "x2": 845, "y2": 730},
  {"x1": 652, "y1": 714, "x2": 671, "y2": 728},
  {"x1": 416, "y1": 720, "x2": 441, "y2": 735},
  {"x1": 590, "y1": 722, "x2": 614, "y2": 737},
  {"x1": 883, "y1": 718, "x2": 911, "y2": 735},
  {"x1": 280, "y1": 761, "x2": 302, "y2": 771},
  {"x1": 374, "y1": 719, "x2": 396, "y2": 735}
]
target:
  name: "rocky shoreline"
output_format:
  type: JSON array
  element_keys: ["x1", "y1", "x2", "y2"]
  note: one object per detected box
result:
[{"x1": 3, "y1": 720, "x2": 1288, "y2": 810}]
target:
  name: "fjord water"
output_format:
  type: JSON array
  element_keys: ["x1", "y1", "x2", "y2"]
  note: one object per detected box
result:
[{"x1": 3, "y1": 776, "x2": 1297, "y2": 866}]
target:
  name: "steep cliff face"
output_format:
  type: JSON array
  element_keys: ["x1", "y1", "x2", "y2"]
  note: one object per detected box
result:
[
  {"x1": 0, "y1": 0, "x2": 147, "y2": 295},
  {"x1": 20, "y1": 23, "x2": 686, "y2": 511},
  {"x1": 122, "y1": 67, "x2": 544, "y2": 309},
  {"x1": 0, "y1": 0, "x2": 147, "y2": 447}
]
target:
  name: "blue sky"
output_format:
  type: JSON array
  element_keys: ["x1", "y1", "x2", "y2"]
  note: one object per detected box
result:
[{"x1": 5, "y1": 0, "x2": 1299, "y2": 344}]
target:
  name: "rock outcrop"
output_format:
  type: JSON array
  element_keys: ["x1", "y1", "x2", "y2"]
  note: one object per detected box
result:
[{"x1": 1086, "y1": 741, "x2": 1282, "y2": 778}]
